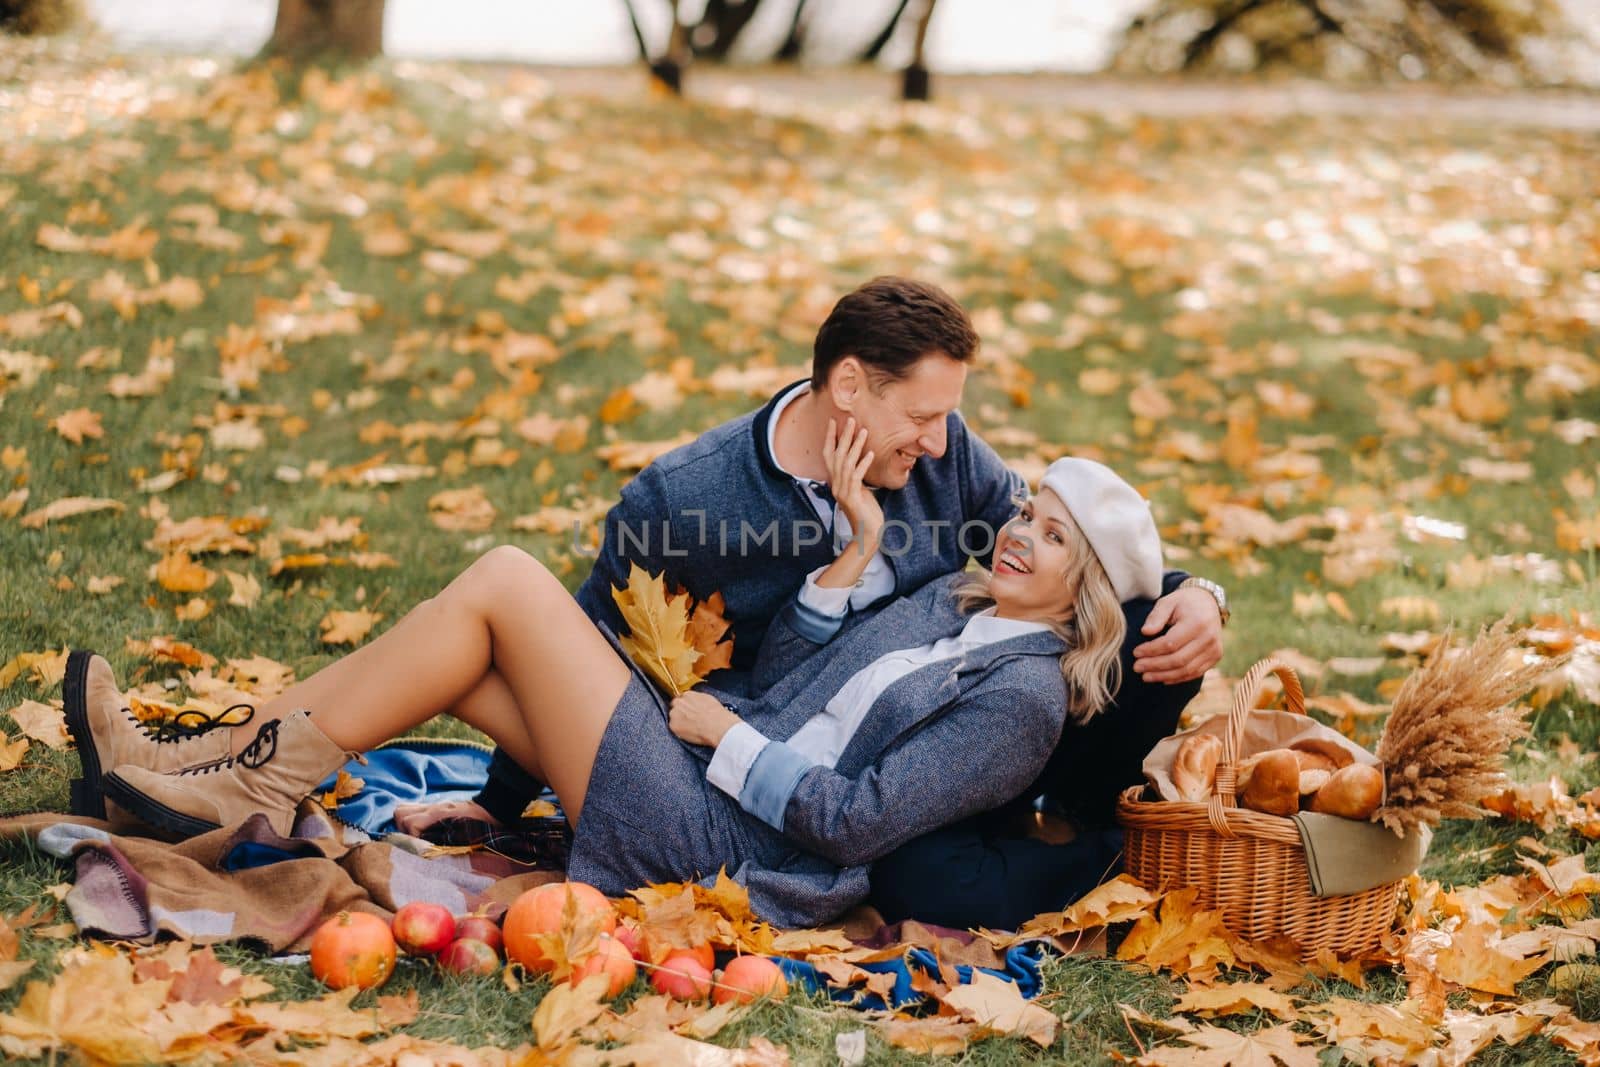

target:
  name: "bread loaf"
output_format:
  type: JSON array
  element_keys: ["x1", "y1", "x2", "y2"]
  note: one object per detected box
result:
[
  {"x1": 1292, "y1": 749, "x2": 1339, "y2": 775},
  {"x1": 1172, "y1": 733, "x2": 1223, "y2": 802},
  {"x1": 1298, "y1": 768, "x2": 1332, "y2": 795},
  {"x1": 1290, "y1": 738, "x2": 1354, "y2": 770},
  {"x1": 1310, "y1": 763, "x2": 1384, "y2": 820},
  {"x1": 1239, "y1": 748, "x2": 1300, "y2": 816}
]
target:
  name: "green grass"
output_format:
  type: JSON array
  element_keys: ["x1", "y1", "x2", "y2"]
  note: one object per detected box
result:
[{"x1": 1, "y1": 37, "x2": 1598, "y2": 1064}]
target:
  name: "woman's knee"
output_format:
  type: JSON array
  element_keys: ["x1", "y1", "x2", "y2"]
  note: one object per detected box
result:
[{"x1": 456, "y1": 545, "x2": 558, "y2": 606}]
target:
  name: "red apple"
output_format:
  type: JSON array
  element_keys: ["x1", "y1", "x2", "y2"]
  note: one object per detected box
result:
[
  {"x1": 612, "y1": 920, "x2": 645, "y2": 962},
  {"x1": 651, "y1": 952, "x2": 712, "y2": 1001},
  {"x1": 569, "y1": 934, "x2": 637, "y2": 999},
  {"x1": 455, "y1": 915, "x2": 503, "y2": 957},
  {"x1": 713, "y1": 955, "x2": 788, "y2": 1005},
  {"x1": 392, "y1": 902, "x2": 457, "y2": 957},
  {"x1": 438, "y1": 938, "x2": 500, "y2": 977},
  {"x1": 641, "y1": 932, "x2": 714, "y2": 971}
]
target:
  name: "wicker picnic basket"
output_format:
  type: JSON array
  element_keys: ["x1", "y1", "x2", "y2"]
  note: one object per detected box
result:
[{"x1": 1116, "y1": 657, "x2": 1402, "y2": 959}]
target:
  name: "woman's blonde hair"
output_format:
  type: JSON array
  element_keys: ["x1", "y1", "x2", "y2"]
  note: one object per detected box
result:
[{"x1": 953, "y1": 505, "x2": 1126, "y2": 723}]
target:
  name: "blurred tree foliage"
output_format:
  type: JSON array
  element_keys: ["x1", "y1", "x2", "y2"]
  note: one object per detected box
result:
[
  {"x1": 1113, "y1": 0, "x2": 1586, "y2": 83},
  {"x1": 0, "y1": 0, "x2": 81, "y2": 36}
]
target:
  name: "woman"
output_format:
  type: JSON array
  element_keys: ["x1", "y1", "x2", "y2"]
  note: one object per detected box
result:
[{"x1": 66, "y1": 424, "x2": 1162, "y2": 926}]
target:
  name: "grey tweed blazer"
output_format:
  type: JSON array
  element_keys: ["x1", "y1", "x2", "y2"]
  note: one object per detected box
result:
[{"x1": 699, "y1": 572, "x2": 1070, "y2": 926}]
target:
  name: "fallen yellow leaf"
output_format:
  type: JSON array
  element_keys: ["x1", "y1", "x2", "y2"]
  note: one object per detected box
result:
[
  {"x1": 49, "y1": 408, "x2": 103, "y2": 445},
  {"x1": 7, "y1": 701, "x2": 68, "y2": 750},
  {"x1": 18, "y1": 496, "x2": 124, "y2": 529},
  {"x1": 320, "y1": 609, "x2": 382, "y2": 646}
]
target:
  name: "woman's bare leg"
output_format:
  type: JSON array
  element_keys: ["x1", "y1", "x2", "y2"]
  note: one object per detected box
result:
[
  {"x1": 239, "y1": 545, "x2": 631, "y2": 825},
  {"x1": 394, "y1": 670, "x2": 526, "y2": 834}
]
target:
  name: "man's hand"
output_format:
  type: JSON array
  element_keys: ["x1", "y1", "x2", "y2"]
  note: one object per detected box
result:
[
  {"x1": 1133, "y1": 586, "x2": 1223, "y2": 683},
  {"x1": 668, "y1": 690, "x2": 742, "y2": 748}
]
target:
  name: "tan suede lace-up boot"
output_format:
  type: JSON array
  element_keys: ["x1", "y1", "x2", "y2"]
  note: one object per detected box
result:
[
  {"x1": 63, "y1": 650, "x2": 240, "y2": 823},
  {"x1": 102, "y1": 709, "x2": 355, "y2": 839}
]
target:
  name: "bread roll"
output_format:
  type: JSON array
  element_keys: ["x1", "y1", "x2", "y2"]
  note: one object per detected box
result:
[
  {"x1": 1292, "y1": 750, "x2": 1339, "y2": 775},
  {"x1": 1290, "y1": 738, "x2": 1354, "y2": 770},
  {"x1": 1298, "y1": 768, "x2": 1331, "y2": 795},
  {"x1": 1310, "y1": 763, "x2": 1384, "y2": 820},
  {"x1": 1172, "y1": 734, "x2": 1223, "y2": 802},
  {"x1": 1239, "y1": 749, "x2": 1300, "y2": 816}
]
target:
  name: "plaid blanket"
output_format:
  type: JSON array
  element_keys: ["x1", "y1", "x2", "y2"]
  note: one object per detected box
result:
[{"x1": 0, "y1": 803, "x2": 558, "y2": 953}]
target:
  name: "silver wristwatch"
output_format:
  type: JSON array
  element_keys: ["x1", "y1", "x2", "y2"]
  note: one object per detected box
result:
[{"x1": 1179, "y1": 576, "x2": 1230, "y2": 626}]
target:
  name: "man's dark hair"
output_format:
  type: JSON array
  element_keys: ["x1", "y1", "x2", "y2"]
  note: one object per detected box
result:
[{"x1": 811, "y1": 277, "x2": 979, "y2": 391}]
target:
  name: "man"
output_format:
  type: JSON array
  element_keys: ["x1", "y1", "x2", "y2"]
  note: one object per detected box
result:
[{"x1": 398, "y1": 276, "x2": 1225, "y2": 926}]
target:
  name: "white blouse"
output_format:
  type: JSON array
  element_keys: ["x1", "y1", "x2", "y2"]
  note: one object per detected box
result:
[{"x1": 706, "y1": 574, "x2": 1049, "y2": 800}]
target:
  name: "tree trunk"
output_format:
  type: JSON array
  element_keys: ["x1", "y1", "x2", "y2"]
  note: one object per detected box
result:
[
  {"x1": 1181, "y1": 0, "x2": 1267, "y2": 67},
  {"x1": 620, "y1": 0, "x2": 679, "y2": 94},
  {"x1": 774, "y1": 0, "x2": 810, "y2": 62},
  {"x1": 901, "y1": 0, "x2": 938, "y2": 100},
  {"x1": 664, "y1": 0, "x2": 692, "y2": 89},
  {"x1": 860, "y1": 0, "x2": 914, "y2": 62},
  {"x1": 269, "y1": 0, "x2": 385, "y2": 59},
  {"x1": 693, "y1": 0, "x2": 765, "y2": 61}
]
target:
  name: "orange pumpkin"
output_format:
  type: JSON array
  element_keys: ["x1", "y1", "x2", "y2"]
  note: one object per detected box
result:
[
  {"x1": 503, "y1": 882, "x2": 616, "y2": 973},
  {"x1": 309, "y1": 910, "x2": 397, "y2": 990}
]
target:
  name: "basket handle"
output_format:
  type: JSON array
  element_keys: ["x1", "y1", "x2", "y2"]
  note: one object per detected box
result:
[{"x1": 1205, "y1": 657, "x2": 1307, "y2": 838}]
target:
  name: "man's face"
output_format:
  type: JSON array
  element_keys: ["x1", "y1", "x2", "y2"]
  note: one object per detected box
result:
[{"x1": 840, "y1": 353, "x2": 968, "y2": 490}]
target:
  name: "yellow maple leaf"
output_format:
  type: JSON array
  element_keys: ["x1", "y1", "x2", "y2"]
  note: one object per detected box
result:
[
  {"x1": 125, "y1": 635, "x2": 215, "y2": 669},
  {"x1": 685, "y1": 589, "x2": 734, "y2": 677},
  {"x1": 18, "y1": 496, "x2": 124, "y2": 529},
  {"x1": 529, "y1": 889, "x2": 609, "y2": 983},
  {"x1": 941, "y1": 971, "x2": 1059, "y2": 1047},
  {"x1": 613, "y1": 565, "x2": 702, "y2": 696},
  {"x1": 153, "y1": 550, "x2": 216, "y2": 594},
  {"x1": 320, "y1": 609, "x2": 382, "y2": 646},
  {"x1": 223, "y1": 570, "x2": 261, "y2": 608},
  {"x1": 1011, "y1": 875, "x2": 1157, "y2": 943},
  {"x1": 1116, "y1": 887, "x2": 1236, "y2": 981},
  {"x1": 625, "y1": 884, "x2": 724, "y2": 962},
  {"x1": 521, "y1": 798, "x2": 559, "y2": 819},
  {"x1": 532, "y1": 973, "x2": 612, "y2": 1050},
  {"x1": 1434, "y1": 923, "x2": 1551, "y2": 996},
  {"x1": 1173, "y1": 982, "x2": 1300, "y2": 1020},
  {"x1": 0, "y1": 650, "x2": 69, "y2": 690},
  {"x1": 268, "y1": 553, "x2": 331, "y2": 576},
  {"x1": 8, "y1": 701, "x2": 68, "y2": 750},
  {"x1": 0, "y1": 735, "x2": 29, "y2": 772},
  {"x1": 427, "y1": 486, "x2": 496, "y2": 532},
  {"x1": 876, "y1": 1016, "x2": 976, "y2": 1055},
  {"x1": 1142, "y1": 1022, "x2": 1319, "y2": 1067},
  {"x1": 319, "y1": 768, "x2": 365, "y2": 810},
  {"x1": 49, "y1": 408, "x2": 104, "y2": 445}
]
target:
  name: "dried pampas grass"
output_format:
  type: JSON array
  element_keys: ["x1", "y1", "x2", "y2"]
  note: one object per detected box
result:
[{"x1": 1374, "y1": 621, "x2": 1559, "y2": 838}]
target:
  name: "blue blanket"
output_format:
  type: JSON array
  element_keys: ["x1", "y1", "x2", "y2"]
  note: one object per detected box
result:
[
  {"x1": 318, "y1": 739, "x2": 496, "y2": 835},
  {"x1": 778, "y1": 944, "x2": 1045, "y2": 1007}
]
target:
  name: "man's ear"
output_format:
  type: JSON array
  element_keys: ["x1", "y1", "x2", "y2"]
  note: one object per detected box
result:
[{"x1": 829, "y1": 356, "x2": 862, "y2": 412}]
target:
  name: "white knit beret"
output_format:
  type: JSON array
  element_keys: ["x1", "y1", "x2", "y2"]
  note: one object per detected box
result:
[{"x1": 1037, "y1": 456, "x2": 1163, "y2": 602}]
